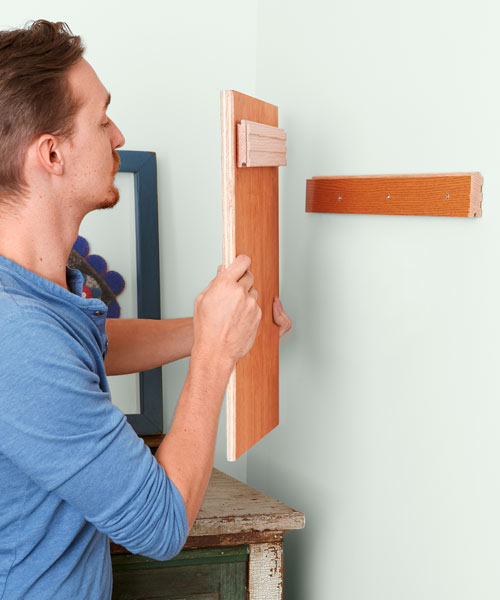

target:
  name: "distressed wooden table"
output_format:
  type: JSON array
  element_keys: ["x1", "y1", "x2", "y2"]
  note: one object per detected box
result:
[{"x1": 111, "y1": 458, "x2": 305, "y2": 599}]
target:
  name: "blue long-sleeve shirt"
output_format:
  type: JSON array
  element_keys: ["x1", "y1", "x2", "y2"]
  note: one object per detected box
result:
[{"x1": 0, "y1": 254, "x2": 188, "y2": 600}]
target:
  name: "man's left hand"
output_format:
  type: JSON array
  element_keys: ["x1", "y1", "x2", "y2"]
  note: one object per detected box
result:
[{"x1": 273, "y1": 297, "x2": 292, "y2": 338}]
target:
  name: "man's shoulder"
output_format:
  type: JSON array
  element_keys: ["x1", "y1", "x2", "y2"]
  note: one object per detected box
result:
[
  {"x1": 0, "y1": 274, "x2": 73, "y2": 350},
  {"x1": 0, "y1": 263, "x2": 101, "y2": 372},
  {"x1": 0, "y1": 279, "x2": 58, "y2": 329},
  {"x1": 0, "y1": 297, "x2": 94, "y2": 382}
]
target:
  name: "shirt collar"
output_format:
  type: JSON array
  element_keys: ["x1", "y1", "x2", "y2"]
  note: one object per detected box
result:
[{"x1": 0, "y1": 254, "x2": 108, "y2": 315}]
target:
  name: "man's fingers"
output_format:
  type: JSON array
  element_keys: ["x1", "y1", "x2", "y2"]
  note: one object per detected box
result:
[
  {"x1": 272, "y1": 300, "x2": 285, "y2": 324},
  {"x1": 273, "y1": 297, "x2": 292, "y2": 336},
  {"x1": 224, "y1": 254, "x2": 251, "y2": 281},
  {"x1": 238, "y1": 271, "x2": 254, "y2": 292},
  {"x1": 249, "y1": 287, "x2": 258, "y2": 301}
]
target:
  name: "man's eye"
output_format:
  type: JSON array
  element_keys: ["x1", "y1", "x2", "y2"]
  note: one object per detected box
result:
[{"x1": 102, "y1": 121, "x2": 111, "y2": 128}]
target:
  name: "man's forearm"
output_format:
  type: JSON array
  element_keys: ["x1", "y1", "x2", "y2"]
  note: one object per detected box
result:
[
  {"x1": 154, "y1": 346, "x2": 234, "y2": 528},
  {"x1": 104, "y1": 318, "x2": 193, "y2": 375}
]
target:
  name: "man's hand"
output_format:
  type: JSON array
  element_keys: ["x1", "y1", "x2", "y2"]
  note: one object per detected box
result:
[
  {"x1": 273, "y1": 297, "x2": 292, "y2": 337},
  {"x1": 215, "y1": 265, "x2": 292, "y2": 340},
  {"x1": 193, "y1": 255, "x2": 262, "y2": 365}
]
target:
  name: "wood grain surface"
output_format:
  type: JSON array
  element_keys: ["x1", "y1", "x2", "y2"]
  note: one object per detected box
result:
[
  {"x1": 237, "y1": 120, "x2": 287, "y2": 167},
  {"x1": 306, "y1": 172, "x2": 483, "y2": 217},
  {"x1": 221, "y1": 91, "x2": 280, "y2": 461}
]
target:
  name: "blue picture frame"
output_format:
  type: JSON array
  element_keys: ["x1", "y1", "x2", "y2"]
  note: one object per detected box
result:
[{"x1": 117, "y1": 150, "x2": 163, "y2": 435}]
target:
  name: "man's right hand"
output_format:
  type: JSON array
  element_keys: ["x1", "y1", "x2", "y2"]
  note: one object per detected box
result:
[{"x1": 192, "y1": 255, "x2": 261, "y2": 365}]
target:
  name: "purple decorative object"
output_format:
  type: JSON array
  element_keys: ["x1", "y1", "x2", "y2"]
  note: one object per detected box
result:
[
  {"x1": 107, "y1": 300, "x2": 121, "y2": 319},
  {"x1": 69, "y1": 236, "x2": 125, "y2": 318},
  {"x1": 86, "y1": 254, "x2": 107, "y2": 275},
  {"x1": 104, "y1": 271, "x2": 125, "y2": 296},
  {"x1": 73, "y1": 235, "x2": 90, "y2": 258}
]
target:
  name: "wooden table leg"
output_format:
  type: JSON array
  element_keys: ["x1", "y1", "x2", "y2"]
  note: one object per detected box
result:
[{"x1": 248, "y1": 541, "x2": 283, "y2": 600}]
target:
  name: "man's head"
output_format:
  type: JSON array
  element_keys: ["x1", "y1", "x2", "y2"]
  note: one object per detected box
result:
[{"x1": 0, "y1": 20, "x2": 124, "y2": 212}]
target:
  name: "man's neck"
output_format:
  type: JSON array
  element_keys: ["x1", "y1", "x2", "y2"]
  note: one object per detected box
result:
[{"x1": 0, "y1": 197, "x2": 83, "y2": 290}]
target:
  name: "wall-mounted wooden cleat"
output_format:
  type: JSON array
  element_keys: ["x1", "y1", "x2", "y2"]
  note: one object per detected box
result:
[
  {"x1": 237, "y1": 119, "x2": 287, "y2": 168},
  {"x1": 306, "y1": 172, "x2": 483, "y2": 217}
]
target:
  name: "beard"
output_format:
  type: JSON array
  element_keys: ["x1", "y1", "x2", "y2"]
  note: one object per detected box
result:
[{"x1": 97, "y1": 150, "x2": 121, "y2": 210}]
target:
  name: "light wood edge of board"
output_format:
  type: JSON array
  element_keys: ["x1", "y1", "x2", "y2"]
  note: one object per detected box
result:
[
  {"x1": 237, "y1": 121, "x2": 248, "y2": 168},
  {"x1": 220, "y1": 90, "x2": 237, "y2": 461},
  {"x1": 237, "y1": 119, "x2": 287, "y2": 168},
  {"x1": 306, "y1": 172, "x2": 483, "y2": 217},
  {"x1": 469, "y1": 172, "x2": 483, "y2": 217}
]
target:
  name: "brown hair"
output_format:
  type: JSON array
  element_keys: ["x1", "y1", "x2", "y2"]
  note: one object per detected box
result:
[{"x1": 0, "y1": 20, "x2": 85, "y2": 202}]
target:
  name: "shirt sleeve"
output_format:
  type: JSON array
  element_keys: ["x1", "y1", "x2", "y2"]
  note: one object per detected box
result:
[{"x1": 0, "y1": 313, "x2": 188, "y2": 561}]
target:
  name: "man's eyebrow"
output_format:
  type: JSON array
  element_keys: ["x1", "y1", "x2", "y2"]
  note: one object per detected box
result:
[{"x1": 104, "y1": 92, "x2": 111, "y2": 109}]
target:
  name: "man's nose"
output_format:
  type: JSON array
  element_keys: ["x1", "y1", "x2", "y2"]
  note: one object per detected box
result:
[{"x1": 110, "y1": 118, "x2": 125, "y2": 149}]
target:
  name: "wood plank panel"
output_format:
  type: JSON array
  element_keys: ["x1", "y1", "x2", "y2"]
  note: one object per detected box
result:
[
  {"x1": 221, "y1": 91, "x2": 280, "y2": 461},
  {"x1": 237, "y1": 120, "x2": 287, "y2": 167},
  {"x1": 306, "y1": 172, "x2": 483, "y2": 217}
]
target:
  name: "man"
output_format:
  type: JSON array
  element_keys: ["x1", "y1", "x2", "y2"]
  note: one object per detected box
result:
[{"x1": 0, "y1": 20, "x2": 291, "y2": 600}]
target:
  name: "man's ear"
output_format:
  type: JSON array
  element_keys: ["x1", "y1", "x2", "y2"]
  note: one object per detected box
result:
[{"x1": 36, "y1": 135, "x2": 64, "y2": 176}]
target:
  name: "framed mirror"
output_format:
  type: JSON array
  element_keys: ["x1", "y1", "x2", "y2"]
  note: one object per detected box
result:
[{"x1": 71, "y1": 150, "x2": 163, "y2": 435}]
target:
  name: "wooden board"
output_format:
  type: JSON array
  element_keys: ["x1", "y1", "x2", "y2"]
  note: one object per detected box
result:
[
  {"x1": 306, "y1": 172, "x2": 483, "y2": 217},
  {"x1": 221, "y1": 91, "x2": 280, "y2": 461},
  {"x1": 237, "y1": 120, "x2": 287, "y2": 167}
]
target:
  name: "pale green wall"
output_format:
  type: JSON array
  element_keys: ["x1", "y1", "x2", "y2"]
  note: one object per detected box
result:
[{"x1": 247, "y1": 0, "x2": 500, "y2": 598}]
